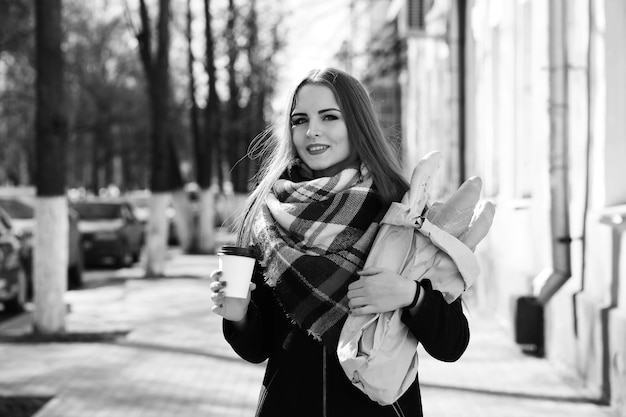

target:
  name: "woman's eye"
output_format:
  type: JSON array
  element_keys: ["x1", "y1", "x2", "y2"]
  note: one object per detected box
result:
[
  {"x1": 290, "y1": 117, "x2": 307, "y2": 127},
  {"x1": 323, "y1": 114, "x2": 338, "y2": 121}
]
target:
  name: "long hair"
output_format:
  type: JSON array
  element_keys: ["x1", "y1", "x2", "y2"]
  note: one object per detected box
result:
[{"x1": 236, "y1": 68, "x2": 409, "y2": 246}]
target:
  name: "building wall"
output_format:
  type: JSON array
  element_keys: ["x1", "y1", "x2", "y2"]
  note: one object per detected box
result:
[
  {"x1": 353, "y1": 0, "x2": 624, "y2": 409},
  {"x1": 348, "y1": 0, "x2": 404, "y2": 154},
  {"x1": 467, "y1": 0, "x2": 626, "y2": 410},
  {"x1": 465, "y1": 0, "x2": 552, "y2": 324},
  {"x1": 585, "y1": 0, "x2": 626, "y2": 408},
  {"x1": 404, "y1": 37, "x2": 459, "y2": 199},
  {"x1": 391, "y1": 0, "x2": 626, "y2": 413}
]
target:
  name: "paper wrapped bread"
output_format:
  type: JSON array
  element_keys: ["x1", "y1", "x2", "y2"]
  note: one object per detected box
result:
[
  {"x1": 338, "y1": 151, "x2": 496, "y2": 405},
  {"x1": 364, "y1": 151, "x2": 494, "y2": 301}
]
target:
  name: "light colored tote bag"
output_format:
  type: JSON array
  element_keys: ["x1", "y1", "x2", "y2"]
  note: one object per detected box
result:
[{"x1": 337, "y1": 151, "x2": 495, "y2": 405}]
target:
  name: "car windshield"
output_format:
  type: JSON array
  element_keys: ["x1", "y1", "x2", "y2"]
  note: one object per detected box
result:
[
  {"x1": 73, "y1": 203, "x2": 122, "y2": 220},
  {"x1": 0, "y1": 199, "x2": 34, "y2": 219}
]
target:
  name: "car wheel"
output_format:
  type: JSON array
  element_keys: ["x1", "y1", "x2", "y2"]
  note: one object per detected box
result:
[
  {"x1": 132, "y1": 235, "x2": 144, "y2": 263},
  {"x1": 22, "y1": 255, "x2": 34, "y2": 300},
  {"x1": 4, "y1": 266, "x2": 28, "y2": 314},
  {"x1": 67, "y1": 260, "x2": 83, "y2": 290},
  {"x1": 117, "y1": 241, "x2": 131, "y2": 268}
]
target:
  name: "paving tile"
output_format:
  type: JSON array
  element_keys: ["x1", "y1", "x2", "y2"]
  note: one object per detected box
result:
[{"x1": 0, "y1": 254, "x2": 619, "y2": 417}]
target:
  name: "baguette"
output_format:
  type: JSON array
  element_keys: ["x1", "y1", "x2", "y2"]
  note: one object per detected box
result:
[
  {"x1": 427, "y1": 176, "x2": 482, "y2": 238},
  {"x1": 405, "y1": 151, "x2": 442, "y2": 213},
  {"x1": 460, "y1": 200, "x2": 496, "y2": 250},
  {"x1": 366, "y1": 152, "x2": 441, "y2": 271}
]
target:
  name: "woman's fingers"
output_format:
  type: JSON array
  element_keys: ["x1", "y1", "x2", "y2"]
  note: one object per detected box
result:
[
  {"x1": 348, "y1": 274, "x2": 377, "y2": 306},
  {"x1": 348, "y1": 279, "x2": 373, "y2": 310},
  {"x1": 349, "y1": 305, "x2": 376, "y2": 316},
  {"x1": 347, "y1": 286, "x2": 369, "y2": 301},
  {"x1": 211, "y1": 280, "x2": 256, "y2": 314},
  {"x1": 348, "y1": 296, "x2": 367, "y2": 310},
  {"x1": 209, "y1": 280, "x2": 227, "y2": 293},
  {"x1": 348, "y1": 269, "x2": 414, "y2": 315},
  {"x1": 210, "y1": 278, "x2": 227, "y2": 309},
  {"x1": 210, "y1": 290, "x2": 226, "y2": 308},
  {"x1": 357, "y1": 267, "x2": 384, "y2": 276},
  {"x1": 209, "y1": 269, "x2": 223, "y2": 281},
  {"x1": 348, "y1": 272, "x2": 383, "y2": 295},
  {"x1": 210, "y1": 289, "x2": 224, "y2": 301}
]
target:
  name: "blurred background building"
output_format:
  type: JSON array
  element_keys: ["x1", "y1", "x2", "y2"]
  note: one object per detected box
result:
[{"x1": 337, "y1": 0, "x2": 626, "y2": 413}]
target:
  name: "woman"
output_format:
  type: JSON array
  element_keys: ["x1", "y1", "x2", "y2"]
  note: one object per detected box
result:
[{"x1": 210, "y1": 68, "x2": 469, "y2": 416}]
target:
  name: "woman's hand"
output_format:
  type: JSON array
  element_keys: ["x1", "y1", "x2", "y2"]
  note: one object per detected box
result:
[
  {"x1": 347, "y1": 267, "x2": 416, "y2": 315},
  {"x1": 209, "y1": 270, "x2": 256, "y2": 323}
]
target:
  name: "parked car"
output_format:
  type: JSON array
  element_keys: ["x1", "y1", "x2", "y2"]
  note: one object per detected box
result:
[
  {"x1": 0, "y1": 197, "x2": 83, "y2": 290},
  {"x1": 0, "y1": 207, "x2": 28, "y2": 313},
  {"x1": 71, "y1": 198, "x2": 144, "y2": 267}
]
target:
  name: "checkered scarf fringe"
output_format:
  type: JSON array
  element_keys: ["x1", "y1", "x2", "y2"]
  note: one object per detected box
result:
[{"x1": 252, "y1": 165, "x2": 384, "y2": 348}]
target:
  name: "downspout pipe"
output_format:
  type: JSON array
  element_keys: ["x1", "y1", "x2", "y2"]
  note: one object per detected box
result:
[
  {"x1": 457, "y1": 0, "x2": 467, "y2": 184},
  {"x1": 534, "y1": 0, "x2": 572, "y2": 305}
]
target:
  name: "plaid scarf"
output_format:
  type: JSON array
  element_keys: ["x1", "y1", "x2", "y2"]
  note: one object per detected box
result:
[{"x1": 252, "y1": 164, "x2": 385, "y2": 348}]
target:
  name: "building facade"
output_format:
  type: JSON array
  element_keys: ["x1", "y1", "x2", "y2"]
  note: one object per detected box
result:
[{"x1": 346, "y1": 0, "x2": 626, "y2": 413}]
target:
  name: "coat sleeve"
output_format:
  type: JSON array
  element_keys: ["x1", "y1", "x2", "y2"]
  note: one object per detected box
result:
[
  {"x1": 400, "y1": 279, "x2": 470, "y2": 362},
  {"x1": 222, "y1": 266, "x2": 274, "y2": 364}
]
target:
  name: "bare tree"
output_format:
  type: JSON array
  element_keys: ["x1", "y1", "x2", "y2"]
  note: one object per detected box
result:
[
  {"x1": 224, "y1": 0, "x2": 242, "y2": 190},
  {"x1": 134, "y1": 0, "x2": 182, "y2": 275},
  {"x1": 64, "y1": 4, "x2": 151, "y2": 192},
  {"x1": 33, "y1": 0, "x2": 69, "y2": 333},
  {"x1": 202, "y1": 0, "x2": 220, "y2": 190},
  {"x1": 189, "y1": 0, "x2": 220, "y2": 254},
  {"x1": 239, "y1": 0, "x2": 261, "y2": 192},
  {"x1": 0, "y1": 0, "x2": 35, "y2": 186},
  {"x1": 0, "y1": 0, "x2": 32, "y2": 53},
  {"x1": 231, "y1": 0, "x2": 282, "y2": 192},
  {"x1": 183, "y1": 0, "x2": 202, "y2": 253},
  {"x1": 185, "y1": 0, "x2": 201, "y2": 176}
]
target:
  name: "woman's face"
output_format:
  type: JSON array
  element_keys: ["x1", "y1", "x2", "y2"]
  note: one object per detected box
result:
[{"x1": 290, "y1": 84, "x2": 351, "y2": 171}]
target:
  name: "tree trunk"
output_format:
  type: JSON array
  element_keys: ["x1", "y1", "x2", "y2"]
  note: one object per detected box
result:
[
  {"x1": 145, "y1": 192, "x2": 170, "y2": 275},
  {"x1": 185, "y1": 0, "x2": 201, "y2": 253},
  {"x1": 171, "y1": 188, "x2": 192, "y2": 249},
  {"x1": 199, "y1": 0, "x2": 217, "y2": 191},
  {"x1": 34, "y1": 0, "x2": 68, "y2": 334},
  {"x1": 136, "y1": 0, "x2": 177, "y2": 275},
  {"x1": 238, "y1": 0, "x2": 261, "y2": 193},
  {"x1": 187, "y1": 0, "x2": 201, "y2": 154},
  {"x1": 194, "y1": 0, "x2": 219, "y2": 253},
  {"x1": 225, "y1": 0, "x2": 240, "y2": 191},
  {"x1": 33, "y1": 199, "x2": 68, "y2": 332},
  {"x1": 197, "y1": 187, "x2": 217, "y2": 253}
]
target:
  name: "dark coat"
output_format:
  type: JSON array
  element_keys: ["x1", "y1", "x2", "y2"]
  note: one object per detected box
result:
[{"x1": 223, "y1": 267, "x2": 470, "y2": 417}]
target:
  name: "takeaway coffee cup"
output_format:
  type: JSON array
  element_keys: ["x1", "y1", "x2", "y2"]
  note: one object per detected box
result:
[{"x1": 217, "y1": 246, "x2": 257, "y2": 299}]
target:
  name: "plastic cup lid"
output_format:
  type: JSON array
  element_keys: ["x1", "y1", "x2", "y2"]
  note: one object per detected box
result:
[{"x1": 218, "y1": 246, "x2": 257, "y2": 259}]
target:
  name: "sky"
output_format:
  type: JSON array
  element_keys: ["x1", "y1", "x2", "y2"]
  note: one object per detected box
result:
[{"x1": 272, "y1": 0, "x2": 352, "y2": 109}]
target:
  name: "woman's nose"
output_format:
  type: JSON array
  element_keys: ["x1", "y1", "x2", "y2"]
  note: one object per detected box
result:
[{"x1": 306, "y1": 121, "x2": 321, "y2": 138}]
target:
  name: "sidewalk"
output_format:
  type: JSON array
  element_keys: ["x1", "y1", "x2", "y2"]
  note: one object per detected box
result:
[{"x1": 0, "y1": 254, "x2": 618, "y2": 417}]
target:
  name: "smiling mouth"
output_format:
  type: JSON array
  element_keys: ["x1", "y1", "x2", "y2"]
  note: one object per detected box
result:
[{"x1": 306, "y1": 144, "x2": 329, "y2": 155}]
